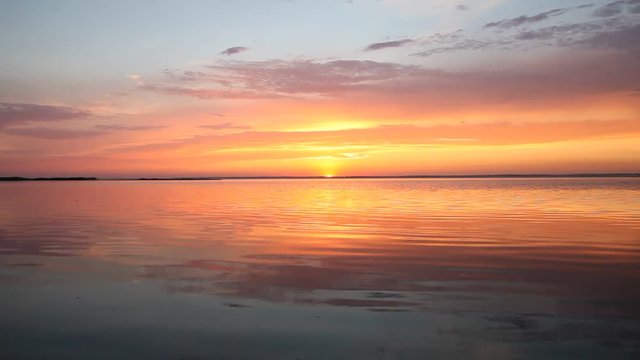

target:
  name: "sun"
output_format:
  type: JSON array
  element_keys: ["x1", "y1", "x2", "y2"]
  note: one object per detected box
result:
[{"x1": 317, "y1": 158, "x2": 338, "y2": 178}]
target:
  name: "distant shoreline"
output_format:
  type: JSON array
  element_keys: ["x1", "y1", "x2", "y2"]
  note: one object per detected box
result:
[
  {"x1": 2, "y1": 174, "x2": 639, "y2": 181},
  {"x1": 0, "y1": 177, "x2": 98, "y2": 182}
]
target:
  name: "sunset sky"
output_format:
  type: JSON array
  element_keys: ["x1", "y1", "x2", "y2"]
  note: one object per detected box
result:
[{"x1": 1, "y1": 0, "x2": 639, "y2": 177}]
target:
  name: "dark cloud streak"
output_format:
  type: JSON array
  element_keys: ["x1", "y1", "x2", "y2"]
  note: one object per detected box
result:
[
  {"x1": 220, "y1": 46, "x2": 249, "y2": 56},
  {"x1": 364, "y1": 39, "x2": 413, "y2": 51}
]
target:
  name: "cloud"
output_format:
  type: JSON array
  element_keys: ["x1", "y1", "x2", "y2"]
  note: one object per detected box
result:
[
  {"x1": 593, "y1": 0, "x2": 640, "y2": 16},
  {"x1": 580, "y1": 23, "x2": 640, "y2": 49},
  {"x1": 2, "y1": 124, "x2": 163, "y2": 139},
  {"x1": 364, "y1": 39, "x2": 413, "y2": 51},
  {"x1": 0, "y1": 116, "x2": 165, "y2": 140},
  {"x1": 139, "y1": 83, "x2": 286, "y2": 99},
  {"x1": 141, "y1": 60, "x2": 417, "y2": 99},
  {"x1": 515, "y1": 23, "x2": 603, "y2": 41},
  {"x1": 512, "y1": 20, "x2": 634, "y2": 47},
  {"x1": 413, "y1": 10, "x2": 638, "y2": 57},
  {"x1": 2, "y1": 127, "x2": 105, "y2": 139},
  {"x1": 0, "y1": 103, "x2": 164, "y2": 139},
  {"x1": 456, "y1": 4, "x2": 469, "y2": 11},
  {"x1": 160, "y1": 68, "x2": 207, "y2": 82},
  {"x1": 411, "y1": 29, "x2": 513, "y2": 57},
  {"x1": 411, "y1": 38, "x2": 498, "y2": 57},
  {"x1": 484, "y1": 8, "x2": 568, "y2": 29},
  {"x1": 0, "y1": 103, "x2": 91, "y2": 128},
  {"x1": 400, "y1": 52, "x2": 640, "y2": 105},
  {"x1": 593, "y1": 0, "x2": 626, "y2": 17},
  {"x1": 95, "y1": 124, "x2": 166, "y2": 131},
  {"x1": 108, "y1": 119, "x2": 640, "y2": 157},
  {"x1": 137, "y1": 47, "x2": 640, "y2": 113},
  {"x1": 205, "y1": 60, "x2": 414, "y2": 94},
  {"x1": 418, "y1": 30, "x2": 465, "y2": 44},
  {"x1": 220, "y1": 46, "x2": 249, "y2": 56},
  {"x1": 200, "y1": 122, "x2": 252, "y2": 131}
]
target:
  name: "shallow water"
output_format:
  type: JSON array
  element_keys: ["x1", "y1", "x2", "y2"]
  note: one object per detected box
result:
[{"x1": 1, "y1": 178, "x2": 639, "y2": 359}]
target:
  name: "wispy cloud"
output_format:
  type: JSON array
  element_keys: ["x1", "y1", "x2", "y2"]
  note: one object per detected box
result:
[
  {"x1": 139, "y1": 83, "x2": 286, "y2": 99},
  {"x1": 108, "y1": 119, "x2": 640, "y2": 157},
  {"x1": 95, "y1": 124, "x2": 166, "y2": 131},
  {"x1": 220, "y1": 46, "x2": 249, "y2": 56},
  {"x1": 593, "y1": 0, "x2": 626, "y2": 17},
  {"x1": 200, "y1": 122, "x2": 252, "y2": 131},
  {"x1": 364, "y1": 39, "x2": 413, "y2": 51},
  {"x1": 2, "y1": 127, "x2": 105, "y2": 139},
  {"x1": 2, "y1": 123, "x2": 165, "y2": 139},
  {"x1": 414, "y1": 9, "x2": 639, "y2": 57},
  {"x1": 0, "y1": 103, "x2": 91, "y2": 128},
  {"x1": 141, "y1": 60, "x2": 416, "y2": 98},
  {"x1": 0, "y1": 103, "x2": 163, "y2": 139},
  {"x1": 205, "y1": 60, "x2": 413, "y2": 94},
  {"x1": 580, "y1": 23, "x2": 640, "y2": 49},
  {"x1": 484, "y1": 8, "x2": 568, "y2": 29},
  {"x1": 411, "y1": 38, "x2": 497, "y2": 57},
  {"x1": 515, "y1": 23, "x2": 603, "y2": 41},
  {"x1": 592, "y1": 0, "x2": 640, "y2": 16},
  {"x1": 161, "y1": 68, "x2": 207, "y2": 82}
]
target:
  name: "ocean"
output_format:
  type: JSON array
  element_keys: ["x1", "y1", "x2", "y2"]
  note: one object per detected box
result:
[{"x1": 1, "y1": 178, "x2": 639, "y2": 359}]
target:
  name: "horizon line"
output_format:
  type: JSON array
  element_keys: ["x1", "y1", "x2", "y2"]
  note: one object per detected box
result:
[{"x1": 2, "y1": 173, "x2": 640, "y2": 181}]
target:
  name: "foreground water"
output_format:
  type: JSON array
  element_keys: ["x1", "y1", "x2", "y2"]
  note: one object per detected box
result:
[{"x1": 0, "y1": 178, "x2": 639, "y2": 359}]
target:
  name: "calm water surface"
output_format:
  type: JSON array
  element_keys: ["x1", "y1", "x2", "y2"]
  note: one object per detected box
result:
[{"x1": 1, "y1": 178, "x2": 639, "y2": 359}]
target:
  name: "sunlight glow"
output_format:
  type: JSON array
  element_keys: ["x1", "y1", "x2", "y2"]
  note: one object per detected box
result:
[{"x1": 286, "y1": 120, "x2": 373, "y2": 133}]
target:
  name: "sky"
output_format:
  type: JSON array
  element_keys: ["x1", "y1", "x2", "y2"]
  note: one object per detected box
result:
[{"x1": 0, "y1": 0, "x2": 639, "y2": 177}]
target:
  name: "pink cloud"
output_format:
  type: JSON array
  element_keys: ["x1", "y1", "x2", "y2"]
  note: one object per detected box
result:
[{"x1": 0, "y1": 103, "x2": 91, "y2": 128}]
